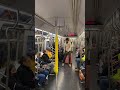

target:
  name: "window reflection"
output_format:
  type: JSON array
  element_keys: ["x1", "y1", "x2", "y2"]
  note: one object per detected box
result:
[
  {"x1": 0, "y1": 30, "x2": 6, "y2": 39},
  {"x1": 0, "y1": 31, "x2": 24, "y2": 68},
  {"x1": 10, "y1": 42, "x2": 17, "y2": 61},
  {"x1": 18, "y1": 41, "x2": 23, "y2": 60},
  {"x1": 0, "y1": 43, "x2": 8, "y2": 68}
]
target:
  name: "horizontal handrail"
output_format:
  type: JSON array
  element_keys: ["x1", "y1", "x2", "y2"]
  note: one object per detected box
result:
[
  {"x1": 0, "y1": 83, "x2": 6, "y2": 89},
  {"x1": 0, "y1": 72, "x2": 7, "y2": 77}
]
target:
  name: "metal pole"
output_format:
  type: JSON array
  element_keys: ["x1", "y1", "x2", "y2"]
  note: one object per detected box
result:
[
  {"x1": 55, "y1": 17, "x2": 59, "y2": 90},
  {"x1": 56, "y1": 74, "x2": 58, "y2": 90},
  {"x1": 16, "y1": 31, "x2": 19, "y2": 61},
  {"x1": 41, "y1": 30, "x2": 44, "y2": 51},
  {"x1": 5, "y1": 10, "x2": 19, "y2": 90},
  {"x1": 52, "y1": 32, "x2": 54, "y2": 61}
]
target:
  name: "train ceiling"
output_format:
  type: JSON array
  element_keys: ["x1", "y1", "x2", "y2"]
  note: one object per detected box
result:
[{"x1": 35, "y1": 0, "x2": 85, "y2": 36}]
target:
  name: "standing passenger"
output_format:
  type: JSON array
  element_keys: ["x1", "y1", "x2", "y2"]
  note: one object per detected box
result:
[{"x1": 62, "y1": 38, "x2": 72, "y2": 67}]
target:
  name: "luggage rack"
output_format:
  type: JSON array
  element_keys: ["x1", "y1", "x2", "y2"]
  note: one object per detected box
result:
[{"x1": 0, "y1": 5, "x2": 34, "y2": 90}]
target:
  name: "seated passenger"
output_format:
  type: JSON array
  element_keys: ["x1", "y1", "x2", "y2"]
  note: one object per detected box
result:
[
  {"x1": 17, "y1": 56, "x2": 35, "y2": 89},
  {"x1": 41, "y1": 50, "x2": 55, "y2": 74},
  {"x1": 35, "y1": 60, "x2": 49, "y2": 78},
  {"x1": 75, "y1": 48, "x2": 81, "y2": 71},
  {"x1": 1, "y1": 64, "x2": 30, "y2": 90},
  {"x1": 35, "y1": 61, "x2": 49, "y2": 86},
  {"x1": 36, "y1": 52, "x2": 42, "y2": 63},
  {"x1": 41, "y1": 50, "x2": 51, "y2": 64},
  {"x1": 27, "y1": 53, "x2": 47, "y2": 86}
]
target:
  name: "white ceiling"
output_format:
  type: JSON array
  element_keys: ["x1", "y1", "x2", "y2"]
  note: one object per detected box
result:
[
  {"x1": 35, "y1": 0, "x2": 85, "y2": 36},
  {"x1": 35, "y1": 0, "x2": 72, "y2": 18}
]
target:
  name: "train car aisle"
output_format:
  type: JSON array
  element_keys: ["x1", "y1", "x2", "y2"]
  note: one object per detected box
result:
[{"x1": 38, "y1": 53, "x2": 84, "y2": 90}]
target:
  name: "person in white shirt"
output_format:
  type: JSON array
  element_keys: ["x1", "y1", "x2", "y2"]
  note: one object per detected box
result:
[{"x1": 62, "y1": 38, "x2": 72, "y2": 67}]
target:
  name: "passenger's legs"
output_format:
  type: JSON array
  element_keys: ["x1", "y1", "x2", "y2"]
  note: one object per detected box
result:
[
  {"x1": 41, "y1": 70, "x2": 49, "y2": 77},
  {"x1": 68, "y1": 52, "x2": 72, "y2": 67},
  {"x1": 47, "y1": 62, "x2": 54, "y2": 74},
  {"x1": 68, "y1": 52, "x2": 71, "y2": 64},
  {"x1": 37, "y1": 74, "x2": 46, "y2": 86},
  {"x1": 62, "y1": 52, "x2": 68, "y2": 63},
  {"x1": 62, "y1": 52, "x2": 68, "y2": 66},
  {"x1": 75, "y1": 58, "x2": 80, "y2": 70}
]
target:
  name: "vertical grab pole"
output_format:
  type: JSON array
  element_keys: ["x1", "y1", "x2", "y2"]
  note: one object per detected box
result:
[
  {"x1": 16, "y1": 32, "x2": 19, "y2": 61},
  {"x1": 55, "y1": 17, "x2": 58, "y2": 90},
  {"x1": 5, "y1": 28, "x2": 10, "y2": 90},
  {"x1": 55, "y1": 27, "x2": 58, "y2": 90},
  {"x1": 16, "y1": 10, "x2": 19, "y2": 61},
  {"x1": 51, "y1": 33, "x2": 53, "y2": 61},
  {"x1": 5, "y1": 10, "x2": 19, "y2": 90},
  {"x1": 42, "y1": 30, "x2": 44, "y2": 51}
]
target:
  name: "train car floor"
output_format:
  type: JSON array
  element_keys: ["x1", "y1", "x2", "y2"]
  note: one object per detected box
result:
[{"x1": 37, "y1": 54, "x2": 84, "y2": 90}]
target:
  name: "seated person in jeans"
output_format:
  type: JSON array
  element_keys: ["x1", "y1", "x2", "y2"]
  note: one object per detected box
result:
[
  {"x1": 41, "y1": 50, "x2": 51, "y2": 64},
  {"x1": 41, "y1": 50, "x2": 54, "y2": 74},
  {"x1": 35, "y1": 73, "x2": 46, "y2": 87},
  {"x1": 75, "y1": 48, "x2": 80, "y2": 71},
  {"x1": 35, "y1": 61, "x2": 49, "y2": 86}
]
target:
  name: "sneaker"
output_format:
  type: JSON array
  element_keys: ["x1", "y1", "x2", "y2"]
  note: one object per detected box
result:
[
  {"x1": 38, "y1": 83, "x2": 42, "y2": 87},
  {"x1": 46, "y1": 75, "x2": 48, "y2": 80},
  {"x1": 62, "y1": 63, "x2": 64, "y2": 66},
  {"x1": 69, "y1": 64, "x2": 72, "y2": 67},
  {"x1": 75, "y1": 68, "x2": 79, "y2": 72},
  {"x1": 80, "y1": 66, "x2": 85, "y2": 70},
  {"x1": 80, "y1": 81, "x2": 85, "y2": 84}
]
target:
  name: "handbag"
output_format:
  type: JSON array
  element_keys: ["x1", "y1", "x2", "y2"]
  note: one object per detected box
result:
[{"x1": 79, "y1": 70, "x2": 85, "y2": 81}]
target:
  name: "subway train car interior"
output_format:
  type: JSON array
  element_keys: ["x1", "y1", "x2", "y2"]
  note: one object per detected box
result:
[
  {"x1": 0, "y1": 0, "x2": 120, "y2": 90},
  {"x1": 35, "y1": 0, "x2": 85, "y2": 89}
]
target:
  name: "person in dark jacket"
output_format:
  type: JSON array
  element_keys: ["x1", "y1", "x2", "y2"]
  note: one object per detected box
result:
[
  {"x1": 17, "y1": 56, "x2": 35, "y2": 89},
  {"x1": 41, "y1": 50, "x2": 54, "y2": 74},
  {"x1": 41, "y1": 50, "x2": 51, "y2": 64},
  {"x1": 1, "y1": 64, "x2": 30, "y2": 90}
]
